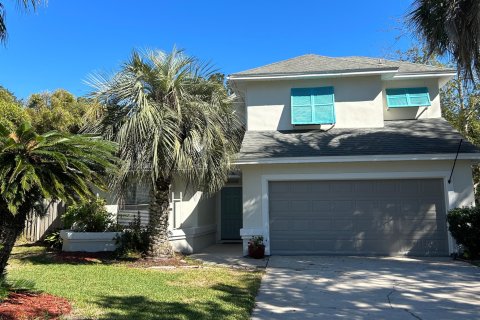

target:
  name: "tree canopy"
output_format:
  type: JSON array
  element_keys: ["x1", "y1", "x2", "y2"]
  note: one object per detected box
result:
[
  {"x1": 409, "y1": 0, "x2": 480, "y2": 81},
  {"x1": 0, "y1": 86, "x2": 30, "y2": 132},
  {"x1": 26, "y1": 89, "x2": 100, "y2": 134}
]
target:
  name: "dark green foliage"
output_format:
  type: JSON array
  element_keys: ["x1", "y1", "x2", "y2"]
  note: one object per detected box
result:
[
  {"x1": 0, "y1": 122, "x2": 118, "y2": 278},
  {"x1": 43, "y1": 230, "x2": 62, "y2": 250},
  {"x1": 0, "y1": 122, "x2": 118, "y2": 214},
  {"x1": 447, "y1": 207, "x2": 480, "y2": 259},
  {"x1": 116, "y1": 214, "x2": 150, "y2": 256},
  {"x1": 62, "y1": 198, "x2": 115, "y2": 232}
]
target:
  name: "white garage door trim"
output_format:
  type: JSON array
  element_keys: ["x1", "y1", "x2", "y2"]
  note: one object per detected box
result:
[{"x1": 260, "y1": 171, "x2": 455, "y2": 255}]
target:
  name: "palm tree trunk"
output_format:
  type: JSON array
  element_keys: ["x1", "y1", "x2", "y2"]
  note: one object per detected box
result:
[
  {"x1": 0, "y1": 204, "x2": 29, "y2": 280},
  {"x1": 147, "y1": 177, "x2": 174, "y2": 258}
]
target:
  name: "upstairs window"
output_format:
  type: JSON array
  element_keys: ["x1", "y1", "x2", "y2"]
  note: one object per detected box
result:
[
  {"x1": 386, "y1": 87, "x2": 431, "y2": 108},
  {"x1": 291, "y1": 87, "x2": 335, "y2": 125}
]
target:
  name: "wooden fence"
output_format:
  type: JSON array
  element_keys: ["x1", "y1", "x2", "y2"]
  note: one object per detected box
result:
[{"x1": 22, "y1": 201, "x2": 65, "y2": 242}]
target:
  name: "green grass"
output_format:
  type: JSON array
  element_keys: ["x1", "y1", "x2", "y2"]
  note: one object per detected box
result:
[{"x1": 6, "y1": 246, "x2": 263, "y2": 320}]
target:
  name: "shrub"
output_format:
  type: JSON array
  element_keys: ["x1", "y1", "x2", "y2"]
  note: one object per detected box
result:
[
  {"x1": 447, "y1": 207, "x2": 480, "y2": 259},
  {"x1": 116, "y1": 213, "x2": 150, "y2": 256},
  {"x1": 62, "y1": 198, "x2": 115, "y2": 232},
  {"x1": 43, "y1": 231, "x2": 62, "y2": 250}
]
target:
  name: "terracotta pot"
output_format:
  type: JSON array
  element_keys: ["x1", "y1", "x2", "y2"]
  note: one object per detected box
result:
[{"x1": 248, "y1": 245, "x2": 265, "y2": 259}]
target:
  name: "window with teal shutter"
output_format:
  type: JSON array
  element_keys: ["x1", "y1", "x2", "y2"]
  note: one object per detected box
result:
[
  {"x1": 291, "y1": 87, "x2": 335, "y2": 125},
  {"x1": 386, "y1": 87, "x2": 431, "y2": 108}
]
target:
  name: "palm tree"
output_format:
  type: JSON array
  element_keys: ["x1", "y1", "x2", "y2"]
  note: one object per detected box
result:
[
  {"x1": 409, "y1": 0, "x2": 480, "y2": 81},
  {"x1": 0, "y1": 122, "x2": 117, "y2": 278},
  {"x1": 0, "y1": 0, "x2": 41, "y2": 43},
  {"x1": 87, "y1": 48, "x2": 243, "y2": 258}
]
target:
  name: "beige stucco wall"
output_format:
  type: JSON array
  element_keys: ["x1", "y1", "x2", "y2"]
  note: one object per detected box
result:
[
  {"x1": 240, "y1": 160, "x2": 475, "y2": 238},
  {"x1": 235, "y1": 75, "x2": 444, "y2": 131},
  {"x1": 382, "y1": 78, "x2": 442, "y2": 121},
  {"x1": 243, "y1": 76, "x2": 384, "y2": 130},
  {"x1": 170, "y1": 180, "x2": 217, "y2": 230}
]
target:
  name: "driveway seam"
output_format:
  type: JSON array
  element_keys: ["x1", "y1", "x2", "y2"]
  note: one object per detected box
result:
[{"x1": 387, "y1": 281, "x2": 423, "y2": 320}]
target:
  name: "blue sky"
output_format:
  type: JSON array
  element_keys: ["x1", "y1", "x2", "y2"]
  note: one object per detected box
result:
[{"x1": 0, "y1": 0, "x2": 417, "y2": 100}]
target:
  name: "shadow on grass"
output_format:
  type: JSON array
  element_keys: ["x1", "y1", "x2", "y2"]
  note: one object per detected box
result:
[
  {"x1": 12, "y1": 245, "x2": 198, "y2": 268},
  {"x1": 94, "y1": 273, "x2": 262, "y2": 320}
]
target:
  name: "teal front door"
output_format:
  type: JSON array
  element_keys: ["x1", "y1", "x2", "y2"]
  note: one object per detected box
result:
[{"x1": 221, "y1": 187, "x2": 242, "y2": 240}]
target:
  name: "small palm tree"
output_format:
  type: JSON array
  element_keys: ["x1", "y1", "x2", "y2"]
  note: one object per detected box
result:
[
  {"x1": 409, "y1": 0, "x2": 480, "y2": 81},
  {"x1": 88, "y1": 48, "x2": 243, "y2": 258},
  {"x1": 0, "y1": 122, "x2": 117, "y2": 278}
]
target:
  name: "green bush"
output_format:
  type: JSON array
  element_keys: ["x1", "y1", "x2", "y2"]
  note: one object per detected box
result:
[
  {"x1": 44, "y1": 230, "x2": 62, "y2": 250},
  {"x1": 116, "y1": 213, "x2": 150, "y2": 256},
  {"x1": 447, "y1": 206, "x2": 480, "y2": 259},
  {"x1": 63, "y1": 198, "x2": 115, "y2": 232}
]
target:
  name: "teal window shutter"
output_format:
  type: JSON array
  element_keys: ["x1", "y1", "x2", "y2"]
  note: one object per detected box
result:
[
  {"x1": 386, "y1": 87, "x2": 431, "y2": 108},
  {"x1": 291, "y1": 87, "x2": 335, "y2": 125}
]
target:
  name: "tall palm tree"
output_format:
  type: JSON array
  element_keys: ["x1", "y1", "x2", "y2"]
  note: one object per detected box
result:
[
  {"x1": 88, "y1": 48, "x2": 244, "y2": 258},
  {"x1": 0, "y1": 0, "x2": 41, "y2": 43},
  {"x1": 409, "y1": 0, "x2": 480, "y2": 81},
  {"x1": 0, "y1": 122, "x2": 117, "y2": 278}
]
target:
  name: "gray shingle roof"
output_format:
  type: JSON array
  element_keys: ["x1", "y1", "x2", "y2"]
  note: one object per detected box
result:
[
  {"x1": 230, "y1": 54, "x2": 455, "y2": 78},
  {"x1": 238, "y1": 118, "x2": 480, "y2": 161}
]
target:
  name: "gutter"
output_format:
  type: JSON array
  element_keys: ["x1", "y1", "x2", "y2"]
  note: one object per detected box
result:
[
  {"x1": 228, "y1": 69, "x2": 398, "y2": 81},
  {"x1": 234, "y1": 153, "x2": 480, "y2": 165}
]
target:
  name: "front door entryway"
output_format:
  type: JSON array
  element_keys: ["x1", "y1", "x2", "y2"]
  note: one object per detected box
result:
[{"x1": 221, "y1": 187, "x2": 242, "y2": 240}]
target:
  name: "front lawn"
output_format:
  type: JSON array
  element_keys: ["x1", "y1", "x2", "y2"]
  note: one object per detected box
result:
[{"x1": 5, "y1": 246, "x2": 263, "y2": 320}]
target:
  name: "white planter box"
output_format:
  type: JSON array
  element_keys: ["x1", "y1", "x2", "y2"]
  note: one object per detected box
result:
[{"x1": 60, "y1": 230, "x2": 123, "y2": 252}]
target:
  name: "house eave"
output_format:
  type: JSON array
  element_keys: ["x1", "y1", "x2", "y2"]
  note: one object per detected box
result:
[
  {"x1": 234, "y1": 153, "x2": 480, "y2": 165},
  {"x1": 228, "y1": 69, "x2": 398, "y2": 81}
]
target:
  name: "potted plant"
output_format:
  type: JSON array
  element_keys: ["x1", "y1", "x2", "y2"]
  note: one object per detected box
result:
[
  {"x1": 59, "y1": 198, "x2": 122, "y2": 252},
  {"x1": 248, "y1": 235, "x2": 265, "y2": 259}
]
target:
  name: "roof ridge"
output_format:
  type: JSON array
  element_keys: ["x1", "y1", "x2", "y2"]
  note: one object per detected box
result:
[
  {"x1": 231, "y1": 54, "x2": 327, "y2": 75},
  {"x1": 347, "y1": 55, "x2": 452, "y2": 71},
  {"x1": 337, "y1": 56, "x2": 396, "y2": 69}
]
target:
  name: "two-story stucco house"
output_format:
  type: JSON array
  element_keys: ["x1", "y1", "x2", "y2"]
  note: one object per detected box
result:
[{"x1": 117, "y1": 54, "x2": 480, "y2": 257}]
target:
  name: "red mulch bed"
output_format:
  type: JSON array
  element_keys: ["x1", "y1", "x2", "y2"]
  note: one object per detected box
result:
[{"x1": 0, "y1": 292, "x2": 71, "y2": 320}]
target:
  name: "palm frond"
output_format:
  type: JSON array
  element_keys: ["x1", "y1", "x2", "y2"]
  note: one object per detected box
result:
[
  {"x1": 409, "y1": 0, "x2": 480, "y2": 81},
  {"x1": 0, "y1": 123, "x2": 118, "y2": 215},
  {"x1": 85, "y1": 48, "x2": 244, "y2": 196}
]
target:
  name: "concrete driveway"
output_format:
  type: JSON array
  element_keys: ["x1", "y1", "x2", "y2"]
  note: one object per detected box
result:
[{"x1": 252, "y1": 256, "x2": 480, "y2": 320}]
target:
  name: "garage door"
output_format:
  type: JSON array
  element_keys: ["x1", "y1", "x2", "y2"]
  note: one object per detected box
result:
[{"x1": 269, "y1": 179, "x2": 448, "y2": 256}]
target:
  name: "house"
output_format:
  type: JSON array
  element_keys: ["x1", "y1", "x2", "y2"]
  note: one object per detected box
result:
[{"x1": 116, "y1": 54, "x2": 480, "y2": 256}]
